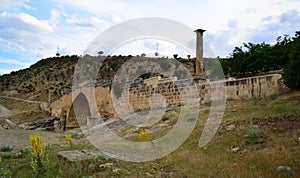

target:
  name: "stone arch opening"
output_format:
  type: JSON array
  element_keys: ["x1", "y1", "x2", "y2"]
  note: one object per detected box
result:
[{"x1": 67, "y1": 93, "x2": 90, "y2": 129}]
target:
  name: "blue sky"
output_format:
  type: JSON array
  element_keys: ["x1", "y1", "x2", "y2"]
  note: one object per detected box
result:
[{"x1": 0, "y1": 0, "x2": 300, "y2": 74}]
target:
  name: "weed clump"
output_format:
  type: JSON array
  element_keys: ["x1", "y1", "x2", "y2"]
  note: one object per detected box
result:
[{"x1": 245, "y1": 118, "x2": 260, "y2": 142}]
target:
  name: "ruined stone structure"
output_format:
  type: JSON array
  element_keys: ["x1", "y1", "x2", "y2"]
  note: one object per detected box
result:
[
  {"x1": 49, "y1": 29, "x2": 283, "y2": 129},
  {"x1": 50, "y1": 73, "x2": 282, "y2": 129}
]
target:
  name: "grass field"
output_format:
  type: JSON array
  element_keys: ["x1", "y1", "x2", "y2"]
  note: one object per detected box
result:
[{"x1": 1, "y1": 91, "x2": 299, "y2": 177}]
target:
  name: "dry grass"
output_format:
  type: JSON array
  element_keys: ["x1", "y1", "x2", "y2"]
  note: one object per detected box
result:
[
  {"x1": 0, "y1": 97, "x2": 49, "y2": 124},
  {"x1": 0, "y1": 97, "x2": 40, "y2": 111}
]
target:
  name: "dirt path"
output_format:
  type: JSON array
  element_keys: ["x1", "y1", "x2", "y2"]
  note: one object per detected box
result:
[
  {"x1": 0, "y1": 129, "x2": 64, "y2": 150},
  {"x1": 0, "y1": 103, "x2": 64, "y2": 150},
  {"x1": 0, "y1": 95, "x2": 46, "y2": 104}
]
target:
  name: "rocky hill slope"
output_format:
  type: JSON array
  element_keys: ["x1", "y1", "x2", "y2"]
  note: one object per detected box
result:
[{"x1": 0, "y1": 55, "x2": 195, "y2": 101}]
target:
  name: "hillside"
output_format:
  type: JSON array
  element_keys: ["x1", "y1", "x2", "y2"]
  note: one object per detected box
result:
[
  {"x1": 0, "y1": 56, "x2": 78, "y2": 101},
  {"x1": 0, "y1": 55, "x2": 195, "y2": 102}
]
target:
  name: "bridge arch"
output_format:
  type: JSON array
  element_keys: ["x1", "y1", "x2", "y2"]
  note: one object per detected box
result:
[
  {"x1": 65, "y1": 86, "x2": 99, "y2": 129},
  {"x1": 49, "y1": 85, "x2": 113, "y2": 129},
  {"x1": 67, "y1": 93, "x2": 90, "y2": 128}
]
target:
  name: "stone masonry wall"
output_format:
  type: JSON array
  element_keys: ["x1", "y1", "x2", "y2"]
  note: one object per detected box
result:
[{"x1": 50, "y1": 74, "x2": 282, "y2": 125}]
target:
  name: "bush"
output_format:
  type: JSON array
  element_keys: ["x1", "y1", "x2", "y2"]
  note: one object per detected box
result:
[
  {"x1": 1, "y1": 153, "x2": 12, "y2": 159},
  {"x1": 109, "y1": 62, "x2": 120, "y2": 71},
  {"x1": 0, "y1": 167, "x2": 11, "y2": 177},
  {"x1": 269, "y1": 94, "x2": 278, "y2": 100},
  {"x1": 0, "y1": 146, "x2": 12, "y2": 152},
  {"x1": 159, "y1": 60, "x2": 172, "y2": 71},
  {"x1": 245, "y1": 118, "x2": 260, "y2": 142}
]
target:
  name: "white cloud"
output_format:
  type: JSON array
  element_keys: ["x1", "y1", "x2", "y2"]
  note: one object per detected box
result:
[
  {"x1": 0, "y1": 12, "x2": 55, "y2": 58},
  {"x1": 66, "y1": 15, "x2": 110, "y2": 30},
  {"x1": 0, "y1": 58, "x2": 31, "y2": 66},
  {"x1": 0, "y1": 9, "x2": 110, "y2": 66},
  {"x1": 0, "y1": 12, "x2": 54, "y2": 34},
  {"x1": 0, "y1": 57, "x2": 31, "y2": 75},
  {"x1": 111, "y1": 39, "x2": 192, "y2": 58},
  {"x1": 49, "y1": 9, "x2": 61, "y2": 28},
  {"x1": 0, "y1": 0, "x2": 32, "y2": 9},
  {"x1": 249, "y1": 10, "x2": 300, "y2": 44}
]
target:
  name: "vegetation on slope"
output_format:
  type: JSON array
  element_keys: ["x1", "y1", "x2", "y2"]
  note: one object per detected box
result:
[
  {"x1": 0, "y1": 55, "x2": 195, "y2": 101},
  {"x1": 0, "y1": 56, "x2": 78, "y2": 101}
]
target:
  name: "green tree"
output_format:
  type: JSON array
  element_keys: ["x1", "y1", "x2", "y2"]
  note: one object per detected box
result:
[
  {"x1": 283, "y1": 31, "x2": 300, "y2": 90},
  {"x1": 271, "y1": 35, "x2": 292, "y2": 70},
  {"x1": 222, "y1": 33, "x2": 294, "y2": 78},
  {"x1": 97, "y1": 51, "x2": 104, "y2": 56}
]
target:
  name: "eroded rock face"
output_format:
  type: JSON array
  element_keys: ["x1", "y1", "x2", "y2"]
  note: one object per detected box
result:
[{"x1": 18, "y1": 117, "x2": 60, "y2": 131}]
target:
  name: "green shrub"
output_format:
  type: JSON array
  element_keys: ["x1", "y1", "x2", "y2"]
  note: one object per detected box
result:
[
  {"x1": 0, "y1": 168, "x2": 11, "y2": 177},
  {"x1": 1, "y1": 153, "x2": 12, "y2": 159},
  {"x1": 245, "y1": 118, "x2": 260, "y2": 142},
  {"x1": 269, "y1": 94, "x2": 278, "y2": 100},
  {"x1": 159, "y1": 60, "x2": 172, "y2": 71},
  {"x1": 0, "y1": 146, "x2": 12, "y2": 152}
]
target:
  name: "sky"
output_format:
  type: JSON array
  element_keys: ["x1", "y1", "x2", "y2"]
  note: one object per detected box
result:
[{"x1": 0, "y1": 0, "x2": 300, "y2": 74}]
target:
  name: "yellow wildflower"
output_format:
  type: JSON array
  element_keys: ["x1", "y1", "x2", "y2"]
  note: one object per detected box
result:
[
  {"x1": 65, "y1": 134, "x2": 73, "y2": 145},
  {"x1": 138, "y1": 130, "x2": 152, "y2": 142},
  {"x1": 30, "y1": 133, "x2": 45, "y2": 158},
  {"x1": 29, "y1": 133, "x2": 48, "y2": 172}
]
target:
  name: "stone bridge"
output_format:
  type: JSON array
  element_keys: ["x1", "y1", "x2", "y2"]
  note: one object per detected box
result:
[{"x1": 49, "y1": 73, "x2": 282, "y2": 129}]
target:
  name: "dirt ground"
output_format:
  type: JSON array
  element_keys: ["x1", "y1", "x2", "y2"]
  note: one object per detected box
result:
[{"x1": 0, "y1": 128, "x2": 64, "y2": 150}]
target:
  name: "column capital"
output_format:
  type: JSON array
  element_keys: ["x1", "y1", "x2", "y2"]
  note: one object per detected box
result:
[{"x1": 194, "y1": 29, "x2": 206, "y2": 34}]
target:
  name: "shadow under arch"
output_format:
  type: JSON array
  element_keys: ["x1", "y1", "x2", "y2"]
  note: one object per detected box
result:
[{"x1": 67, "y1": 93, "x2": 91, "y2": 129}]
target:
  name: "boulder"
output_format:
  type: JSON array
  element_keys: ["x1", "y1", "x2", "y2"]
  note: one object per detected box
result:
[
  {"x1": 99, "y1": 162, "x2": 114, "y2": 170},
  {"x1": 225, "y1": 124, "x2": 236, "y2": 131},
  {"x1": 277, "y1": 166, "x2": 291, "y2": 172},
  {"x1": 232, "y1": 147, "x2": 240, "y2": 153},
  {"x1": 5, "y1": 119, "x2": 17, "y2": 128},
  {"x1": 57, "y1": 149, "x2": 107, "y2": 162}
]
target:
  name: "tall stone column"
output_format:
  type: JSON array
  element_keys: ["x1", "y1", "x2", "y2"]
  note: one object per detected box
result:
[{"x1": 194, "y1": 29, "x2": 206, "y2": 76}]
